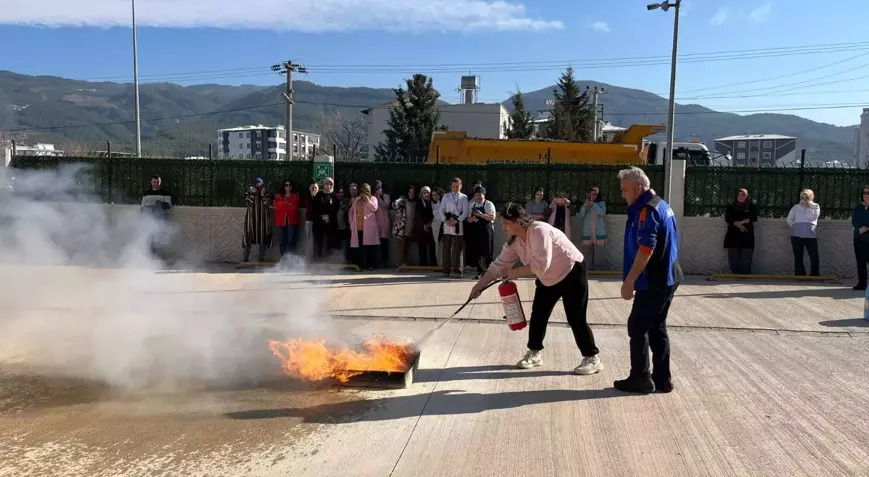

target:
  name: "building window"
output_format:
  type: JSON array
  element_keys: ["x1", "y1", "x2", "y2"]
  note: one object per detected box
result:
[
  {"x1": 239, "y1": 144, "x2": 244, "y2": 149},
  {"x1": 762, "y1": 152, "x2": 772, "y2": 160},
  {"x1": 737, "y1": 141, "x2": 746, "y2": 148},
  {"x1": 239, "y1": 132, "x2": 243, "y2": 138},
  {"x1": 763, "y1": 141, "x2": 772, "y2": 148},
  {"x1": 736, "y1": 152, "x2": 746, "y2": 160},
  {"x1": 294, "y1": 134, "x2": 299, "y2": 141},
  {"x1": 268, "y1": 152, "x2": 277, "y2": 159}
]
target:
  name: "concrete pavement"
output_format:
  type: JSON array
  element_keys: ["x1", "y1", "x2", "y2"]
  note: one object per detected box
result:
[{"x1": 1, "y1": 267, "x2": 868, "y2": 476}]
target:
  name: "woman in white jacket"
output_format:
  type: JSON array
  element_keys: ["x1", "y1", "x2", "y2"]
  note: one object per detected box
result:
[{"x1": 786, "y1": 189, "x2": 821, "y2": 276}]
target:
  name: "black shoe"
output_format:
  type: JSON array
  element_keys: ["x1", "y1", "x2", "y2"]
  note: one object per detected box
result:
[
  {"x1": 614, "y1": 376, "x2": 655, "y2": 394},
  {"x1": 653, "y1": 380, "x2": 674, "y2": 393},
  {"x1": 853, "y1": 284, "x2": 867, "y2": 291}
]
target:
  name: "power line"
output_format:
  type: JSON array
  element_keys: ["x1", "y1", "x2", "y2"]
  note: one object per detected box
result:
[
  {"x1": 675, "y1": 50, "x2": 869, "y2": 95},
  {"x1": 17, "y1": 40, "x2": 869, "y2": 85}
]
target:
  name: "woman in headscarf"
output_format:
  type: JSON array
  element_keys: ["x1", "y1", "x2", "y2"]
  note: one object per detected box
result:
[{"x1": 242, "y1": 177, "x2": 273, "y2": 262}]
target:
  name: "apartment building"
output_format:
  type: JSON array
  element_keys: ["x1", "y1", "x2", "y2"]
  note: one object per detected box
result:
[
  {"x1": 217, "y1": 125, "x2": 320, "y2": 160},
  {"x1": 714, "y1": 134, "x2": 798, "y2": 167}
]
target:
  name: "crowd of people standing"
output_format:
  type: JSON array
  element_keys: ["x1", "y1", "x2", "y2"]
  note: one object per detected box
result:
[
  {"x1": 220, "y1": 173, "x2": 869, "y2": 291},
  {"x1": 237, "y1": 174, "x2": 614, "y2": 276}
]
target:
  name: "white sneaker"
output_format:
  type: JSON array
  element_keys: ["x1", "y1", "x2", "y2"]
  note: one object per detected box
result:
[
  {"x1": 574, "y1": 355, "x2": 603, "y2": 375},
  {"x1": 517, "y1": 350, "x2": 543, "y2": 369}
]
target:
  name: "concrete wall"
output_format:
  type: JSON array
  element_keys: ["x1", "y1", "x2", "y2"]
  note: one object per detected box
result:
[{"x1": 120, "y1": 205, "x2": 857, "y2": 278}]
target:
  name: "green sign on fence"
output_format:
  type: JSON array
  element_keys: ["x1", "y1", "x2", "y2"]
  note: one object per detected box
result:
[{"x1": 312, "y1": 162, "x2": 333, "y2": 184}]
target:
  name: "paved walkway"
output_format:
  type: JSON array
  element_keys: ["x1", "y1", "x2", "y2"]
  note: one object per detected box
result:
[{"x1": 1, "y1": 267, "x2": 868, "y2": 476}]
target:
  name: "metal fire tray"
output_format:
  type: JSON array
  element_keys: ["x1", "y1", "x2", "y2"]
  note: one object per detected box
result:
[{"x1": 336, "y1": 349, "x2": 421, "y2": 390}]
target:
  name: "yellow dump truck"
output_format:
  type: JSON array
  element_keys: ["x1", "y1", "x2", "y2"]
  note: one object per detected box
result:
[{"x1": 427, "y1": 124, "x2": 665, "y2": 165}]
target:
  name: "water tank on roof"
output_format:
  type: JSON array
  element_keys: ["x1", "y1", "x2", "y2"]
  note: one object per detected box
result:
[{"x1": 461, "y1": 76, "x2": 479, "y2": 90}]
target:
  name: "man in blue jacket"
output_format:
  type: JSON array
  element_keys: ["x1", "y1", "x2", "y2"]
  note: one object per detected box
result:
[{"x1": 615, "y1": 167, "x2": 683, "y2": 394}]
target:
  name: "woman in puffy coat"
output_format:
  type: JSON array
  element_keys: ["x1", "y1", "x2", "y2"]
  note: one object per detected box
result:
[
  {"x1": 350, "y1": 183, "x2": 380, "y2": 270},
  {"x1": 786, "y1": 188, "x2": 821, "y2": 276}
]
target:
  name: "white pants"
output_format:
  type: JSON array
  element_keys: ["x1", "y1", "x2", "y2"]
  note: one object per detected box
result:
[{"x1": 431, "y1": 218, "x2": 443, "y2": 267}]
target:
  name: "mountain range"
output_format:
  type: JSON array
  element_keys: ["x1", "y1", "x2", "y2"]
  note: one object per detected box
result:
[{"x1": 0, "y1": 70, "x2": 858, "y2": 163}]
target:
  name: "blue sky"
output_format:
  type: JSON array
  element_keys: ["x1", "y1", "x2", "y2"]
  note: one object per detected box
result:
[{"x1": 2, "y1": 0, "x2": 868, "y2": 126}]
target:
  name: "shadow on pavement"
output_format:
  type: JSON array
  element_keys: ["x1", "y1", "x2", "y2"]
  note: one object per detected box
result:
[
  {"x1": 225, "y1": 387, "x2": 629, "y2": 423},
  {"x1": 818, "y1": 318, "x2": 869, "y2": 328},
  {"x1": 414, "y1": 365, "x2": 572, "y2": 383}
]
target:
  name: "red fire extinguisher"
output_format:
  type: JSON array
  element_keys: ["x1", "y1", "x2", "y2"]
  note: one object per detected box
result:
[{"x1": 498, "y1": 280, "x2": 527, "y2": 331}]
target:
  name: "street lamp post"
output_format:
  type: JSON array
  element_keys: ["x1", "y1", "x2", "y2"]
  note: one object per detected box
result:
[
  {"x1": 648, "y1": 0, "x2": 680, "y2": 202},
  {"x1": 132, "y1": 0, "x2": 142, "y2": 157}
]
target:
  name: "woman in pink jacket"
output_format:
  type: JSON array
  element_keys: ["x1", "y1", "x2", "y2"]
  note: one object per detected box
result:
[
  {"x1": 374, "y1": 180, "x2": 391, "y2": 267},
  {"x1": 350, "y1": 183, "x2": 380, "y2": 270}
]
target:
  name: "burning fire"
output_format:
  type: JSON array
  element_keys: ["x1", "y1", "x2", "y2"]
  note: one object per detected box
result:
[{"x1": 267, "y1": 338, "x2": 416, "y2": 383}]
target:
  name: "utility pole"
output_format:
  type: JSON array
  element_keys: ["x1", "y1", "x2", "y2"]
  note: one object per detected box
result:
[
  {"x1": 647, "y1": 0, "x2": 680, "y2": 202},
  {"x1": 587, "y1": 86, "x2": 605, "y2": 141},
  {"x1": 272, "y1": 60, "x2": 307, "y2": 161},
  {"x1": 130, "y1": 0, "x2": 142, "y2": 157},
  {"x1": 132, "y1": 0, "x2": 142, "y2": 157}
]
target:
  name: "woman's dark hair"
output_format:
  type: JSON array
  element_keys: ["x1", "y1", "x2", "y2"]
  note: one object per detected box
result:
[
  {"x1": 502, "y1": 202, "x2": 535, "y2": 244},
  {"x1": 733, "y1": 188, "x2": 750, "y2": 210},
  {"x1": 281, "y1": 180, "x2": 294, "y2": 193},
  {"x1": 589, "y1": 186, "x2": 604, "y2": 203},
  {"x1": 431, "y1": 186, "x2": 444, "y2": 201},
  {"x1": 861, "y1": 185, "x2": 869, "y2": 197},
  {"x1": 532, "y1": 187, "x2": 544, "y2": 200}
]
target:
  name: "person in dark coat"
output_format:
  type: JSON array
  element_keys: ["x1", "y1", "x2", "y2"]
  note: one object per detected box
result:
[
  {"x1": 464, "y1": 186, "x2": 497, "y2": 279},
  {"x1": 311, "y1": 177, "x2": 340, "y2": 261},
  {"x1": 417, "y1": 186, "x2": 438, "y2": 266},
  {"x1": 242, "y1": 177, "x2": 273, "y2": 262},
  {"x1": 850, "y1": 185, "x2": 869, "y2": 290},
  {"x1": 723, "y1": 188, "x2": 759, "y2": 274}
]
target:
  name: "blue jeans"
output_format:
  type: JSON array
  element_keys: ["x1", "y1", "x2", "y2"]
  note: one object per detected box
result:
[{"x1": 278, "y1": 225, "x2": 299, "y2": 256}]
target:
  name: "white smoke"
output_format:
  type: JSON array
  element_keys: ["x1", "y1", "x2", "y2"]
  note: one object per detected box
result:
[{"x1": 0, "y1": 164, "x2": 341, "y2": 390}]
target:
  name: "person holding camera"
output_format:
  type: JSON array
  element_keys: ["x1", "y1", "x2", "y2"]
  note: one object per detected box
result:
[
  {"x1": 440, "y1": 177, "x2": 469, "y2": 278},
  {"x1": 786, "y1": 189, "x2": 821, "y2": 276},
  {"x1": 547, "y1": 191, "x2": 572, "y2": 238}
]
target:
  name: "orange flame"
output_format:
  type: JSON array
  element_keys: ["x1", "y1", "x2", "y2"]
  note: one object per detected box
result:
[{"x1": 267, "y1": 338, "x2": 416, "y2": 383}]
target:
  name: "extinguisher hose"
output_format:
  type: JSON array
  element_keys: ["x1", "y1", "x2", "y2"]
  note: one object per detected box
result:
[{"x1": 416, "y1": 278, "x2": 502, "y2": 346}]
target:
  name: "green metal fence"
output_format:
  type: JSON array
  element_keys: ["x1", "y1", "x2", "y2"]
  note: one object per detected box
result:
[
  {"x1": 9, "y1": 156, "x2": 663, "y2": 214},
  {"x1": 685, "y1": 166, "x2": 869, "y2": 219}
]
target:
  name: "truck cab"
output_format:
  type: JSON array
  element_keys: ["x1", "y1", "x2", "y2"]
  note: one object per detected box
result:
[{"x1": 646, "y1": 141, "x2": 712, "y2": 166}]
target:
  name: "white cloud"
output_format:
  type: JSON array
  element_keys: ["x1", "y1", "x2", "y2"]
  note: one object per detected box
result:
[
  {"x1": 2, "y1": 0, "x2": 564, "y2": 33},
  {"x1": 709, "y1": 6, "x2": 728, "y2": 26},
  {"x1": 589, "y1": 21, "x2": 611, "y2": 33},
  {"x1": 749, "y1": 3, "x2": 772, "y2": 23}
]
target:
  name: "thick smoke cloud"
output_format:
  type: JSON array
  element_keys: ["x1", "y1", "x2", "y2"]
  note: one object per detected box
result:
[{"x1": 0, "y1": 164, "x2": 339, "y2": 390}]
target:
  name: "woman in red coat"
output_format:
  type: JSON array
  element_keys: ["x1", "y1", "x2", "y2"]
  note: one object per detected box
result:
[{"x1": 273, "y1": 180, "x2": 300, "y2": 256}]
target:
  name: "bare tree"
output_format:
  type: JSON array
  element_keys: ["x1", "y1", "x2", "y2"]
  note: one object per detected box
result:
[{"x1": 323, "y1": 110, "x2": 368, "y2": 162}]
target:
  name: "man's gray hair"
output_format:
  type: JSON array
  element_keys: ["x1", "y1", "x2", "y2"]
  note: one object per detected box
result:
[
  {"x1": 323, "y1": 177, "x2": 335, "y2": 185},
  {"x1": 617, "y1": 167, "x2": 651, "y2": 189}
]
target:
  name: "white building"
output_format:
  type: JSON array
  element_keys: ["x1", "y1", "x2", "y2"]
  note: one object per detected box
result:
[
  {"x1": 13, "y1": 143, "x2": 64, "y2": 157},
  {"x1": 714, "y1": 134, "x2": 798, "y2": 167},
  {"x1": 361, "y1": 101, "x2": 510, "y2": 161},
  {"x1": 856, "y1": 108, "x2": 869, "y2": 168},
  {"x1": 217, "y1": 125, "x2": 320, "y2": 160}
]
